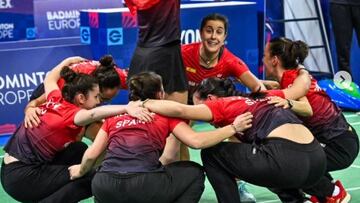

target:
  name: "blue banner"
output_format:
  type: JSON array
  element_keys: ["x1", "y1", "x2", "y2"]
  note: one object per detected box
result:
[{"x1": 33, "y1": 0, "x2": 123, "y2": 38}]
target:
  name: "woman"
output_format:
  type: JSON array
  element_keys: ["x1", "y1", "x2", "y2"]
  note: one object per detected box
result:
[
  {"x1": 0, "y1": 57, "x2": 149, "y2": 203},
  {"x1": 263, "y1": 37, "x2": 359, "y2": 203},
  {"x1": 140, "y1": 77, "x2": 326, "y2": 203},
  {"x1": 24, "y1": 55, "x2": 128, "y2": 128},
  {"x1": 68, "y1": 72, "x2": 252, "y2": 203},
  {"x1": 182, "y1": 13, "x2": 265, "y2": 103}
]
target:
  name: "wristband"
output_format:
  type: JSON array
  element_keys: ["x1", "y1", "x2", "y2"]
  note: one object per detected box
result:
[
  {"x1": 287, "y1": 99, "x2": 294, "y2": 109},
  {"x1": 141, "y1": 99, "x2": 149, "y2": 108},
  {"x1": 230, "y1": 124, "x2": 237, "y2": 133}
]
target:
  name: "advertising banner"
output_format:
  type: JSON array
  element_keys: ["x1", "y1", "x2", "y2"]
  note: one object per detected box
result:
[{"x1": 34, "y1": 0, "x2": 122, "y2": 38}]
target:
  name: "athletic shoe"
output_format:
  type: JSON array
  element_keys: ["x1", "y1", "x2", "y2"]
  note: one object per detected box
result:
[
  {"x1": 238, "y1": 181, "x2": 256, "y2": 203},
  {"x1": 325, "y1": 180, "x2": 351, "y2": 203}
]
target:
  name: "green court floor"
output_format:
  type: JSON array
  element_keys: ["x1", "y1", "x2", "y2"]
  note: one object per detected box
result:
[{"x1": 0, "y1": 112, "x2": 359, "y2": 203}]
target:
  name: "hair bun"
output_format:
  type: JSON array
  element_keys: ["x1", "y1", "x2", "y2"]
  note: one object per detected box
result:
[{"x1": 99, "y1": 55, "x2": 115, "y2": 69}]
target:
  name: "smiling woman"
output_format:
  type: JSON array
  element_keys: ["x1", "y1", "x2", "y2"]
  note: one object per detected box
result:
[{"x1": 181, "y1": 13, "x2": 265, "y2": 105}]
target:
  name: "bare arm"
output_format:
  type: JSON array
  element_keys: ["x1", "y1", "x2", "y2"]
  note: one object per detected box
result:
[
  {"x1": 237, "y1": 71, "x2": 266, "y2": 92},
  {"x1": 172, "y1": 112, "x2": 253, "y2": 149},
  {"x1": 142, "y1": 100, "x2": 213, "y2": 121},
  {"x1": 268, "y1": 96, "x2": 313, "y2": 117},
  {"x1": 44, "y1": 56, "x2": 86, "y2": 98},
  {"x1": 74, "y1": 103, "x2": 153, "y2": 126},
  {"x1": 282, "y1": 69, "x2": 311, "y2": 100},
  {"x1": 68, "y1": 129, "x2": 108, "y2": 180}
]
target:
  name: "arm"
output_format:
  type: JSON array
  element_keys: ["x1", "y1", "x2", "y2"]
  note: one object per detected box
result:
[
  {"x1": 261, "y1": 80, "x2": 280, "y2": 90},
  {"x1": 142, "y1": 100, "x2": 213, "y2": 121},
  {"x1": 172, "y1": 112, "x2": 253, "y2": 149},
  {"x1": 68, "y1": 129, "x2": 108, "y2": 180},
  {"x1": 44, "y1": 56, "x2": 86, "y2": 98},
  {"x1": 282, "y1": 69, "x2": 311, "y2": 100},
  {"x1": 159, "y1": 134, "x2": 181, "y2": 165},
  {"x1": 74, "y1": 103, "x2": 153, "y2": 126},
  {"x1": 237, "y1": 71, "x2": 266, "y2": 92},
  {"x1": 268, "y1": 96, "x2": 313, "y2": 117},
  {"x1": 24, "y1": 94, "x2": 46, "y2": 128}
]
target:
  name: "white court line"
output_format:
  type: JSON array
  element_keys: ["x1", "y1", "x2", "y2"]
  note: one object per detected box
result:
[
  {"x1": 345, "y1": 114, "x2": 359, "y2": 118},
  {"x1": 347, "y1": 186, "x2": 360, "y2": 191},
  {"x1": 350, "y1": 164, "x2": 360, "y2": 169},
  {"x1": 258, "y1": 200, "x2": 280, "y2": 203},
  {"x1": 349, "y1": 121, "x2": 360, "y2": 126}
]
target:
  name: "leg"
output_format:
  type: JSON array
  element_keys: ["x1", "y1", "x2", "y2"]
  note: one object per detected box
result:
[
  {"x1": 304, "y1": 130, "x2": 359, "y2": 199},
  {"x1": 92, "y1": 161, "x2": 204, "y2": 203},
  {"x1": 39, "y1": 170, "x2": 94, "y2": 203},
  {"x1": 330, "y1": 4, "x2": 353, "y2": 74}
]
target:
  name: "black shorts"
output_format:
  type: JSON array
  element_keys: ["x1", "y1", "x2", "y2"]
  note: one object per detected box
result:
[{"x1": 128, "y1": 42, "x2": 188, "y2": 94}]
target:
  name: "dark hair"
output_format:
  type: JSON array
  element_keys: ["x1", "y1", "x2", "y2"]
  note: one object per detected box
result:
[
  {"x1": 91, "y1": 55, "x2": 120, "y2": 91},
  {"x1": 195, "y1": 77, "x2": 243, "y2": 100},
  {"x1": 60, "y1": 66, "x2": 99, "y2": 103},
  {"x1": 195, "y1": 77, "x2": 267, "y2": 100},
  {"x1": 200, "y1": 13, "x2": 229, "y2": 34},
  {"x1": 127, "y1": 72, "x2": 163, "y2": 101},
  {"x1": 269, "y1": 37, "x2": 309, "y2": 69}
]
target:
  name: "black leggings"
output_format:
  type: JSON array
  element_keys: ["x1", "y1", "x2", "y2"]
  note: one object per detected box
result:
[
  {"x1": 1, "y1": 142, "x2": 94, "y2": 203},
  {"x1": 269, "y1": 128, "x2": 359, "y2": 203},
  {"x1": 92, "y1": 161, "x2": 205, "y2": 203},
  {"x1": 201, "y1": 138, "x2": 326, "y2": 203},
  {"x1": 305, "y1": 128, "x2": 359, "y2": 200}
]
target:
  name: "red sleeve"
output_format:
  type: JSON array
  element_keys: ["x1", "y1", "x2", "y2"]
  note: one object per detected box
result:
[
  {"x1": 168, "y1": 117, "x2": 186, "y2": 131},
  {"x1": 115, "y1": 67, "x2": 128, "y2": 89},
  {"x1": 46, "y1": 89, "x2": 62, "y2": 102},
  {"x1": 125, "y1": 0, "x2": 161, "y2": 15},
  {"x1": 229, "y1": 58, "x2": 249, "y2": 78},
  {"x1": 204, "y1": 100, "x2": 225, "y2": 124},
  {"x1": 101, "y1": 118, "x2": 111, "y2": 134}
]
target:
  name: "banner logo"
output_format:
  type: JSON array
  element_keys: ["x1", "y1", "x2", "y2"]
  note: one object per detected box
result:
[
  {"x1": 26, "y1": 28, "x2": 36, "y2": 39},
  {"x1": 80, "y1": 26, "x2": 90, "y2": 44},
  {"x1": 107, "y1": 28, "x2": 123, "y2": 46}
]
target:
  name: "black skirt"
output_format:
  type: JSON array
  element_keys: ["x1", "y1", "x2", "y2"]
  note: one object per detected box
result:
[{"x1": 128, "y1": 42, "x2": 188, "y2": 93}]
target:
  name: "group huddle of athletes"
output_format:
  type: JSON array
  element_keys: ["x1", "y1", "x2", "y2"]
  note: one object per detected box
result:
[{"x1": 1, "y1": 0, "x2": 358, "y2": 203}]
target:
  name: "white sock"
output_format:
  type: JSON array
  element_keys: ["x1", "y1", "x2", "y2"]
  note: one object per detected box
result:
[{"x1": 332, "y1": 185, "x2": 340, "y2": 196}]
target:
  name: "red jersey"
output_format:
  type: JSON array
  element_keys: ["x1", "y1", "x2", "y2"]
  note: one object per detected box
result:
[
  {"x1": 182, "y1": 43, "x2": 249, "y2": 96},
  {"x1": 100, "y1": 113, "x2": 183, "y2": 173},
  {"x1": 57, "y1": 60, "x2": 128, "y2": 89},
  {"x1": 205, "y1": 96, "x2": 301, "y2": 143},
  {"x1": 280, "y1": 69, "x2": 349, "y2": 142},
  {"x1": 5, "y1": 90, "x2": 82, "y2": 163}
]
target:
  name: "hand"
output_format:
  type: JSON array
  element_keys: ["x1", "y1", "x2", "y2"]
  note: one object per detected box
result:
[
  {"x1": 267, "y1": 96, "x2": 290, "y2": 109},
  {"x1": 68, "y1": 164, "x2": 83, "y2": 180},
  {"x1": 232, "y1": 112, "x2": 253, "y2": 134},
  {"x1": 127, "y1": 101, "x2": 153, "y2": 122},
  {"x1": 24, "y1": 107, "x2": 42, "y2": 128}
]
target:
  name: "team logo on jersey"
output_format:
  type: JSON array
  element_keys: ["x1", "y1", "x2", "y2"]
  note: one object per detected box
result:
[
  {"x1": 80, "y1": 26, "x2": 91, "y2": 44},
  {"x1": 107, "y1": 28, "x2": 123, "y2": 46},
  {"x1": 186, "y1": 67, "x2": 196, "y2": 73}
]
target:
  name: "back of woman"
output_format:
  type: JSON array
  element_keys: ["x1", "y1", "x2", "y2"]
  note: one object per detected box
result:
[
  {"x1": 204, "y1": 95, "x2": 302, "y2": 143},
  {"x1": 280, "y1": 68, "x2": 349, "y2": 143},
  {"x1": 100, "y1": 113, "x2": 182, "y2": 173}
]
